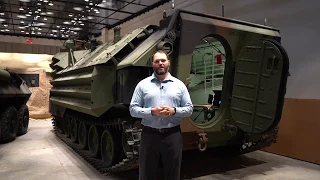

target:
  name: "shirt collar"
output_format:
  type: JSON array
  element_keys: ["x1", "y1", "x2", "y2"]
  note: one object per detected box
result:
[{"x1": 151, "y1": 72, "x2": 174, "y2": 82}]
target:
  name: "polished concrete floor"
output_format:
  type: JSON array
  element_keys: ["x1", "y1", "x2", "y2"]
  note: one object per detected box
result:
[{"x1": 0, "y1": 119, "x2": 319, "y2": 180}]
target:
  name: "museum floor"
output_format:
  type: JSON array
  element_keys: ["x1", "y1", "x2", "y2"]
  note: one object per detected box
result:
[{"x1": 0, "y1": 119, "x2": 319, "y2": 180}]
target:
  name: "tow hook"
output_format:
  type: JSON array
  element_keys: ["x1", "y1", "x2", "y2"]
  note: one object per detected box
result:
[{"x1": 197, "y1": 132, "x2": 208, "y2": 152}]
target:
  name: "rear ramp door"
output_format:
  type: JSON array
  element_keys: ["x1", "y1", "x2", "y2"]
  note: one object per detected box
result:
[{"x1": 231, "y1": 39, "x2": 288, "y2": 134}]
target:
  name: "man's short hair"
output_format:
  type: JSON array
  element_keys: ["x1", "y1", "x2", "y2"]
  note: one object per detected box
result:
[{"x1": 152, "y1": 50, "x2": 169, "y2": 61}]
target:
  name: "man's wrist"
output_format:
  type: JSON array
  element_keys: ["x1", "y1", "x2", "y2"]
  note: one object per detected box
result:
[{"x1": 172, "y1": 107, "x2": 176, "y2": 115}]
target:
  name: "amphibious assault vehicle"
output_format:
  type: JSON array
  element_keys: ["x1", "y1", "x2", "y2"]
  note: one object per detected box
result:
[
  {"x1": 49, "y1": 9, "x2": 289, "y2": 173},
  {"x1": 0, "y1": 68, "x2": 31, "y2": 143}
]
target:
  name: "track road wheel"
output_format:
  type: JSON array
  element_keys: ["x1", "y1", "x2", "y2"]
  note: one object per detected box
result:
[
  {"x1": 0, "y1": 106, "x2": 18, "y2": 143},
  {"x1": 101, "y1": 128, "x2": 117, "y2": 167},
  {"x1": 70, "y1": 118, "x2": 78, "y2": 143},
  {"x1": 78, "y1": 121, "x2": 88, "y2": 149},
  {"x1": 63, "y1": 116, "x2": 71, "y2": 138},
  {"x1": 17, "y1": 105, "x2": 29, "y2": 136},
  {"x1": 88, "y1": 125, "x2": 101, "y2": 157}
]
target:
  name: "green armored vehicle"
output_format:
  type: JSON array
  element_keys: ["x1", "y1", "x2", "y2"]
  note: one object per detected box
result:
[
  {"x1": 49, "y1": 9, "x2": 289, "y2": 173},
  {"x1": 0, "y1": 69, "x2": 31, "y2": 143}
]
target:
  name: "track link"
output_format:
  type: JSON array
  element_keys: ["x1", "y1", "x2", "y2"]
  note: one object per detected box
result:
[{"x1": 51, "y1": 115, "x2": 141, "y2": 174}]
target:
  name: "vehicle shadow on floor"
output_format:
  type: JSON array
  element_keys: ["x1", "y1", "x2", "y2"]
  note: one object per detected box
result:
[{"x1": 110, "y1": 149, "x2": 267, "y2": 180}]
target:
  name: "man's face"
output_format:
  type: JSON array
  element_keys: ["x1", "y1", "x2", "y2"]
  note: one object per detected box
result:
[{"x1": 152, "y1": 52, "x2": 170, "y2": 75}]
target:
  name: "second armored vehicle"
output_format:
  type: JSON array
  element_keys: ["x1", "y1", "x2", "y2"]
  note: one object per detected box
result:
[{"x1": 0, "y1": 68, "x2": 31, "y2": 143}]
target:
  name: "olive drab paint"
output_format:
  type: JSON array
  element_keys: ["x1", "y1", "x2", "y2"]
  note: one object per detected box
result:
[{"x1": 49, "y1": 9, "x2": 290, "y2": 173}]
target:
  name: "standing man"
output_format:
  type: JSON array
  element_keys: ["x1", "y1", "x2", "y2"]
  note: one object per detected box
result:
[{"x1": 129, "y1": 50, "x2": 193, "y2": 180}]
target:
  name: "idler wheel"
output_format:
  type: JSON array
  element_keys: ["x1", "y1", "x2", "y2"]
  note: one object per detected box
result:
[
  {"x1": 88, "y1": 125, "x2": 101, "y2": 157},
  {"x1": 78, "y1": 121, "x2": 88, "y2": 149},
  {"x1": 100, "y1": 128, "x2": 117, "y2": 167}
]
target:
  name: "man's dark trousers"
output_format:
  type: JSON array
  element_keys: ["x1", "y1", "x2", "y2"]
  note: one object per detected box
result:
[{"x1": 139, "y1": 125, "x2": 182, "y2": 180}]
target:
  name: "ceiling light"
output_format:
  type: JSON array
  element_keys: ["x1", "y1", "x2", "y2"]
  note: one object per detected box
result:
[
  {"x1": 19, "y1": 0, "x2": 31, "y2": 2},
  {"x1": 0, "y1": 18, "x2": 6, "y2": 22},
  {"x1": 3, "y1": 24, "x2": 8, "y2": 27},
  {"x1": 49, "y1": 2, "x2": 53, "y2": 6},
  {"x1": 74, "y1": 7, "x2": 83, "y2": 11},
  {"x1": 44, "y1": 17, "x2": 47, "y2": 20},
  {"x1": 21, "y1": 30, "x2": 24, "y2": 33},
  {"x1": 5, "y1": 29, "x2": 9, "y2": 31},
  {"x1": 85, "y1": 0, "x2": 89, "y2": 1},
  {"x1": 26, "y1": 14, "x2": 31, "y2": 16},
  {"x1": 17, "y1": 15, "x2": 27, "y2": 18},
  {"x1": 44, "y1": 0, "x2": 48, "y2": 2},
  {"x1": 0, "y1": 30, "x2": 4, "y2": 32},
  {"x1": 19, "y1": 7, "x2": 24, "y2": 11},
  {"x1": 69, "y1": 14, "x2": 73, "y2": 17},
  {"x1": 31, "y1": 31, "x2": 35, "y2": 34},
  {"x1": 20, "y1": 21, "x2": 24, "y2": 23},
  {"x1": 63, "y1": 21, "x2": 71, "y2": 24},
  {"x1": 95, "y1": 11, "x2": 99, "y2": 13},
  {"x1": 0, "y1": 13, "x2": 4, "y2": 16},
  {"x1": 56, "y1": 25, "x2": 60, "y2": 28},
  {"x1": 46, "y1": 12, "x2": 53, "y2": 15},
  {"x1": 80, "y1": 23, "x2": 84, "y2": 26},
  {"x1": 37, "y1": 32, "x2": 41, "y2": 34},
  {"x1": 38, "y1": 28, "x2": 42, "y2": 30},
  {"x1": 26, "y1": 32, "x2": 29, "y2": 34}
]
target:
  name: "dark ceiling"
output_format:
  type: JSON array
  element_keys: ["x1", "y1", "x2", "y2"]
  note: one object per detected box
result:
[{"x1": 0, "y1": 0, "x2": 170, "y2": 40}]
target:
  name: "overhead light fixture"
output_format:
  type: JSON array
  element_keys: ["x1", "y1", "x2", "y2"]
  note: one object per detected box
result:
[
  {"x1": 49, "y1": 2, "x2": 53, "y2": 6},
  {"x1": 19, "y1": 7, "x2": 24, "y2": 11},
  {"x1": 44, "y1": 17, "x2": 47, "y2": 20}
]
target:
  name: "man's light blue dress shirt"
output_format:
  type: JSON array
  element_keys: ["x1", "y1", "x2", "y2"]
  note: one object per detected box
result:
[{"x1": 129, "y1": 72, "x2": 193, "y2": 129}]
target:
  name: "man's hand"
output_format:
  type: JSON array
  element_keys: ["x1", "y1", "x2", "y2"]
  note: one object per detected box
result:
[
  {"x1": 159, "y1": 105, "x2": 175, "y2": 117},
  {"x1": 151, "y1": 105, "x2": 175, "y2": 117}
]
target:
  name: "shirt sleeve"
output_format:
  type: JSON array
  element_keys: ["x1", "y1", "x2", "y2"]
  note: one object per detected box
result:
[
  {"x1": 129, "y1": 81, "x2": 153, "y2": 118},
  {"x1": 174, "y1": 83, "x2": 193, "y2": 117}
]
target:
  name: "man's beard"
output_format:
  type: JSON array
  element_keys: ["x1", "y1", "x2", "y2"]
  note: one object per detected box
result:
[{"x1": 154, "y1": 66, "x2": 169, "y2": 75}]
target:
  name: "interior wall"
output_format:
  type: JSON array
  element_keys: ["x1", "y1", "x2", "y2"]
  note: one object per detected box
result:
[
  {"x1": 0, "y1": 35, "x2": 63, "y2": 55},
  {"x1": 24, "y1": 69, "x2": 52, "y2": 119},
  {"x1": 100, "y1": 0, "x2": 320, "y2": 164}
]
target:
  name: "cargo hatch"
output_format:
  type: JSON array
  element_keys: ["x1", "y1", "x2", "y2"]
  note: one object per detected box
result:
[{"x1": 230, "y1": 39, "x2": 288, "y2": 134}]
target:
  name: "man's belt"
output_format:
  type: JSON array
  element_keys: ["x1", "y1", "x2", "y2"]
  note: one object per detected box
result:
[{"x1": 142, "y1": 125, "x2": 180, "y2": 133}]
